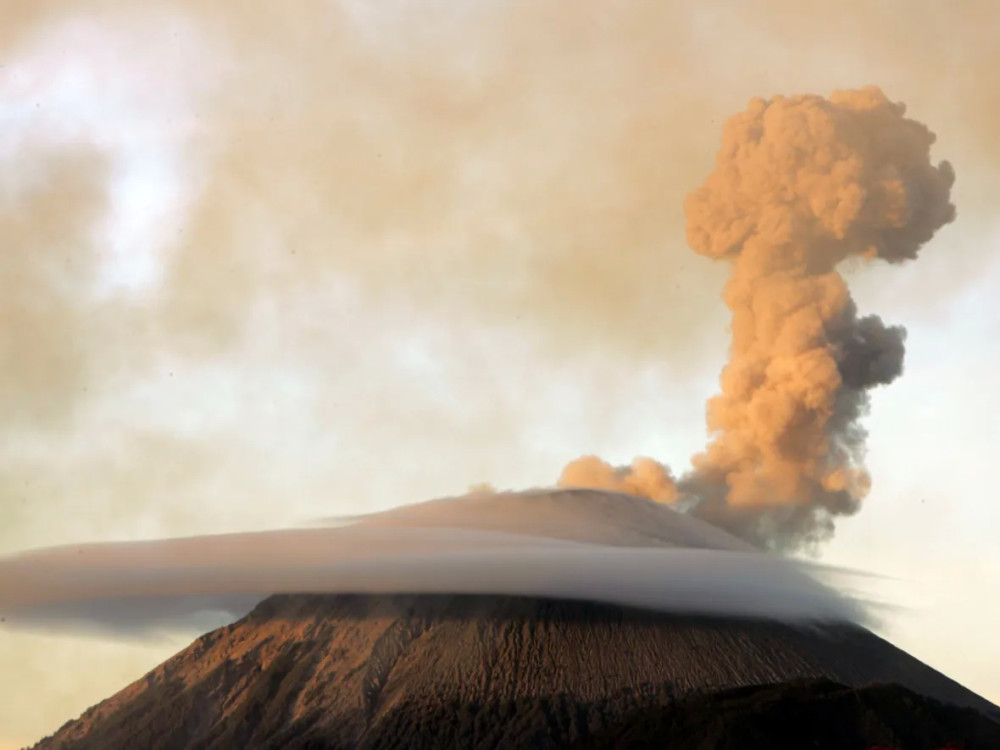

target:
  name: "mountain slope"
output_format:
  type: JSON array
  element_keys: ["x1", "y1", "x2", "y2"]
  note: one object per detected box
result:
[{"x1": 34, "y1": 593, "x2": 1000, "y2": 749}]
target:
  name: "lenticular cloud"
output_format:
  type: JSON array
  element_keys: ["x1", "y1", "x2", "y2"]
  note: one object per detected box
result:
[{"x1": 0, "y1": 489, "x2": 877, "y2": 636}]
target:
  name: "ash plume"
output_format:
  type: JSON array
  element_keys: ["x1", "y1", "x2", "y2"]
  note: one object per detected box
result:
[
  {"x1": 559, "y1": 456, "x2": 678, "y2": 505},
  {"x1": 561, "y1": 87, "x2": 955, "y2": 550}
]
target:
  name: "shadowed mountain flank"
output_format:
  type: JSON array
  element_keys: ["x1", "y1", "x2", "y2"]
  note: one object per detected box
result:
[{"x1": 34, "y1": 593, "x2": 999, "y2": 749}]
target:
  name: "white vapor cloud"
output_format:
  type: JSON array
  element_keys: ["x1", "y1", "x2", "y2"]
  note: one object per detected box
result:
[{"x1": 0, "y1": 490, "x2": 876, "y2": 635}]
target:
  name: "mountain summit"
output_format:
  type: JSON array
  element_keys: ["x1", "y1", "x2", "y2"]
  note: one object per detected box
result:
[{"x1": 16, "y1": 490, "x2": 1000, "y2": 748}]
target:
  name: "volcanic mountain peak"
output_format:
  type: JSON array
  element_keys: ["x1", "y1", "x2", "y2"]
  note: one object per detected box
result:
[
  {"x1": 33, "y1": 593, "x2": 1000, "y2": 749},
  {"x1": 13, "y1": 490, "x2": 1000, "y2": 748},
  {"x1": 346, "y1": 487, "x2": 758, "y2": 551}
]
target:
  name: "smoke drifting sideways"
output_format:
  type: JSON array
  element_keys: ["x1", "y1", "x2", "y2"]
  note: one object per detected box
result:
[
  {"x1": 0, "y1": 490, "x2": 877, "y2": 638},
  {"x1": 560, "y1": 87, "x2": 956, "y2": 552}
]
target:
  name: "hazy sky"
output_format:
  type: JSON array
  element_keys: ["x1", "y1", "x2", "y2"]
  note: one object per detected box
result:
[{"x1": 2, "y1": 1, "x2": 999, "y2": 746}]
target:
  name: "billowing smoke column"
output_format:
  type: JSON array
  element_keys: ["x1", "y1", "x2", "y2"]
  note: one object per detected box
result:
[
  {"x1": 559, "y1": 86, "x2": 955, "y2": 550},
  {"x1": 560, "y1": 455, "x2": 679, "y2": 505}
]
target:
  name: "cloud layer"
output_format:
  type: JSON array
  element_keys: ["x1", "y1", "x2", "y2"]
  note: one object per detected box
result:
[{"x1": 0, "y1": 490, "x2": 874, "y2": 636}]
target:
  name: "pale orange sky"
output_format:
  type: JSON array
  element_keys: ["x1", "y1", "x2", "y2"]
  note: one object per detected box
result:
[{"x1": 2, "y1": 2, "x2": 999, "y2": 746}]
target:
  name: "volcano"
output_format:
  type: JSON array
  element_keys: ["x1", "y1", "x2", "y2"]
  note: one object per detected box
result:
[{"x1": 14, "y1": 490, "x2": 1000, "y2": 749}]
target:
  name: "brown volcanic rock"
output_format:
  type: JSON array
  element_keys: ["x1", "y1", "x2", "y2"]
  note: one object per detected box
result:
[{"x1": 34, "y1": 593, "x2": 1000, "y2": 749}]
